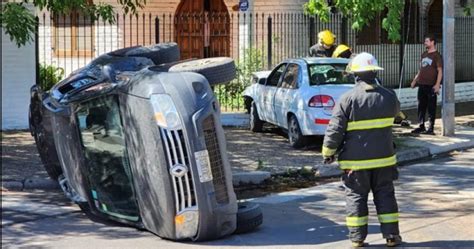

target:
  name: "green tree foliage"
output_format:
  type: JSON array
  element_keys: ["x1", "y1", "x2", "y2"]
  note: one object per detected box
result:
[
  {"x1": 216, "y1": 48, "x2": 263, "y2": 110},
  {"x1": 464, "y1": 4, "x2": 473, "y2": 16},
  {"x1": 304, "y1": 0, "x2": 405, "y2": 42},
  {"x1": 304, "y1": 0, "x2": 473, "y2": 42},
  {"x1": 1, "y1": 3, "x2": 37, "y2": 48},
  {"x1": 1, "y1": 0, "x2": 146, "y2": 47}
]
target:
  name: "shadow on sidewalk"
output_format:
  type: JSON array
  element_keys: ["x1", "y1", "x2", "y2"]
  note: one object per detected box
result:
[
  {"x1": 363, "y1": 240, "x2": 474, "y2": 248},
  {"x1": 198, "y1": 194, "x2": 380, "y2": 247}
]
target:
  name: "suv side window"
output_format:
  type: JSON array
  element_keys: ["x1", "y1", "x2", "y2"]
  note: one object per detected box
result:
[
  {"x1": 280, "y1": 64, "x2": 300, "y2": 89},
  {"x1": 266, "y1": 63, "x2": 287, "y2": 87}
]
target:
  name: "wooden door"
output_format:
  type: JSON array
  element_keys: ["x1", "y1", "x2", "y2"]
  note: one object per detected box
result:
[
  {"x1": 175, "y1": 0, "x2": 230, "y2": 59},
  {"x1": 208, "y1": 0, "x2": 230, "y2": 57}
]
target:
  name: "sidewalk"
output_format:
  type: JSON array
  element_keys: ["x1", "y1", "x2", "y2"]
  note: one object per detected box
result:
[{"x1": 2, "y1": 115, "x2": 474, "y2": 191}]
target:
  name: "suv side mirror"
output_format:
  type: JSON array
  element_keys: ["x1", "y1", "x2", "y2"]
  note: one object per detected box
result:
[{"x1": 258, "y1": 78, "x2": 266, "y2": 85}]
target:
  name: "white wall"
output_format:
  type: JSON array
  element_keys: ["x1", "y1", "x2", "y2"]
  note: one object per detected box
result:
[
  {"x1": 1, "y1": 29, "x2": 36, "y2": 130},
  {"x1": 397, "y1": 82, "x2": 474, "y2": 109}
]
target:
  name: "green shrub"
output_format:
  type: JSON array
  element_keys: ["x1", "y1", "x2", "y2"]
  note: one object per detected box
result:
[
  {"x1": 216, "y1": 48, "x2": 264, "y2": 111},
  {"x1": 39, "y1": 63, "x2": 64, "y2": 91}
]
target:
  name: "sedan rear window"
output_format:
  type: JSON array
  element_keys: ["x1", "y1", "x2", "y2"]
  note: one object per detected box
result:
[{"x1": 308, "y1": 64, "x2": 354, "y2": 85}]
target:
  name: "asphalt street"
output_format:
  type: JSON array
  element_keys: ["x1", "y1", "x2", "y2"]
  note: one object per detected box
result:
[{"x1": 2, "y1": 149, "x2": 474, "y2": 248}]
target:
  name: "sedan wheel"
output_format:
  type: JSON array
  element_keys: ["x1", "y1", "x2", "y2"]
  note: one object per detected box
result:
[
  {"x1": 288, "y1": 115, "x2": 306, "y2": 148},
  {"x1": 250, "y1": 102, "x2": 264, "y2": 132}
]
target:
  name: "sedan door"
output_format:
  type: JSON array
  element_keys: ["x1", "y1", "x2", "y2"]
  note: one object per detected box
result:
[
  {"x1": 260, "y1": 63, "x2": 287, "y2": 124},
  {"x1": 274, "y1": 63, "x2": 301, "y2": 127}
]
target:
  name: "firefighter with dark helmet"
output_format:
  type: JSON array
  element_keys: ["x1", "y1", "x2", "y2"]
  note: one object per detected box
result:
[
  {"x1": 309, "y1": 30, "x2": 336, "y2": 57},
  {"x1": 322, "y1": 52, "x2": 403, "y2": 248}
]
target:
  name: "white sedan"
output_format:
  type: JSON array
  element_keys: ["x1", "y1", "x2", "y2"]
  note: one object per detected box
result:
[{"x1": 243, "y1": 57, "x2": 354, "y2": 148}]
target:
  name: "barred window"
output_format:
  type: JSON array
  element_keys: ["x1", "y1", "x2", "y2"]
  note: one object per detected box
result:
[{"x1": 53, "y1": 12, "x2": 94, "y2": 57}]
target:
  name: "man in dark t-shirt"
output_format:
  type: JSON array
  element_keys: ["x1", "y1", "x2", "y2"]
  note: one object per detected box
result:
[{"x1": 410, "y1": 34, "x2": 443, "y2": 135}]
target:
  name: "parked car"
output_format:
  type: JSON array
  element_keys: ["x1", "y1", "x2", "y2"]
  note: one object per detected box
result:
[
  {"x1": 243, "y1": 57, "x2": 354, "y2": 148},
  {"x1": 29, "y1": 43, "x2": 262, "y2": 241}
]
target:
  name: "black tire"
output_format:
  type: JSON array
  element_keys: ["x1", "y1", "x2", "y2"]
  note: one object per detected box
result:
[
  {"x1": 107, "y1": 46, "x2": 141, "y2": 57},
  {"x1": 168, "y1": 57, "x2": 236, "y2": 85},
  {"x1": 29, "y1": 87, "x2": 63, "y2": 180},
  {"x1": 125, "y1": 43, "x2": 180, "y2": 65},
  {"x1": 250, "y1": 101, "x2": 264, "y2": 132},
  {"x1": 234, "y1": 202, "x2": 263, "y2": 234},
  {"x1": 288, "y1": 115, "x2": 306, "y2": 149},
  {"x1": 243, "y1": 97, "x2": 252, "y2": 114}
]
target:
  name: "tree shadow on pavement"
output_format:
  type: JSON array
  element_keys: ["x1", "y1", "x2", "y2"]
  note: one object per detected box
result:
[{"x1": 1, "y1": 131, "x2": 48, "y2": 182}]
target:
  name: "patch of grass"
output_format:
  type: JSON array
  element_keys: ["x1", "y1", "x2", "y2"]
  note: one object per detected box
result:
[{"x1": 256, "y1": 159, "x2": 265, "y2": 170}]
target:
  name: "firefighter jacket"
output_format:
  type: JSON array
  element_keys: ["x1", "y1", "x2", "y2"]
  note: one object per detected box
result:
[
  {"x1": 322, "y1": 80, "x2": 401, "y2": 170},
  {"x1": 309, "y1": 43, "x2": 336, "y2": 57}
]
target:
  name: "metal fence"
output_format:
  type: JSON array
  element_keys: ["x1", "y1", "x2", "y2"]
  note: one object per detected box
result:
[{"x1": 37, "y1": 12, "x2": 474, "y2": 112}]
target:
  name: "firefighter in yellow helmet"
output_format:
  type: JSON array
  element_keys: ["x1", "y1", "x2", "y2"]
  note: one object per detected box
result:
[
  {"x1": 332, "y1": 44, "x2": 353, "y2": 59},
  {"x1": 323, "y1": 52, "x2": 403, "y2": 248},
  {"x1": 309, "y1": 30, "x2": 336, "y2": 57}
]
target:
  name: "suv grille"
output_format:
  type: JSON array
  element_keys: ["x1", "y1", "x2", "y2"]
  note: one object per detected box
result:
[
  {"x1": 160, "y1": 128, "x2": 197, "y2": 213},
  {"x1": 202, "y1": 116, "x2": 229, "y2": 204}
]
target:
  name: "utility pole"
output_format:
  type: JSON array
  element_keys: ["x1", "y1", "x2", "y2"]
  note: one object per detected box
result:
[{"x1": 442, "y1": 0, "x2": 455, "y2": 136}]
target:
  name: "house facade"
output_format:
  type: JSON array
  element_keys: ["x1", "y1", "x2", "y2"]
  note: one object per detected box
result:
[
  {"x1": 38, "y1": 0, "x2": 473, "y2": 78},
  {"x1": 3, "y1": 0, "x2": 472, "y2": 129}
]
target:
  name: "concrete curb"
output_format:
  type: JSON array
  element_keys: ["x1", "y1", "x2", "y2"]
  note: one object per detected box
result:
[
  {"x1": 220, "y1": 113, "x2": 249, "y2": 128},
  {"x1": 233, "y1": 171, "x2": 271, "y2": 186},
  {"x1": 2, "y1": 181, "x2": 24, "y2": 191},
  {"x1": 24, "y1": 178, "x2": 60, "y2": 190},
  {"x1": 396, "y1": 147, "x2": 431, "y2": 165},
  {"x1": 427, "y1": 140, "x2": 474, "y2": 155},
  {"x1": 2, "y1": 178, "x2": 59, "y2": 191}
]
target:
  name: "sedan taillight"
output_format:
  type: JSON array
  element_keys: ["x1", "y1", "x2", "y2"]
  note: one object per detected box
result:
[{"x1": 308, "y1": 95, "x2": 335, "y2": 108}]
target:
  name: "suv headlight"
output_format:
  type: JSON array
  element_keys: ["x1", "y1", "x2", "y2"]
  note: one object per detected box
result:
[{"x1": 150, "y1": 94, "x2": 182, "y2": 130}]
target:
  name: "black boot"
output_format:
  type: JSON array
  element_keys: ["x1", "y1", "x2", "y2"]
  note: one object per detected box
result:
[
  {"x1": 411, "y1": 126, "x2": 426, "y2": 134},
  {"x1": 386, "y1": 235, "x2": 402, "y2": 247}
]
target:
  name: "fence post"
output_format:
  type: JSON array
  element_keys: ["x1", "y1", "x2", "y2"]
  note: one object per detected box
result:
[
  {"x1": 155, "y1": 17, "x2": 160, "y2": 44},
  {"x1": 35, "y1": 16, "x2": 40, "y2": 87},
  {"x1": 399, "y1": 15, "x2": 405, "y2": 86},
  {"x1": 309, "y1": 17, "x2": 316, "y2": 46},
  {"x1": 341, "y1": 17, "x2": 348, "y2": 44},
  {"x1": 267, "y1": 16, "x2": 272, "y2": 69}
]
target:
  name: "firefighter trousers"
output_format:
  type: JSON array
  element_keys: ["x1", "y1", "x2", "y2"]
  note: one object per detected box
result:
[{"x1": 342, "y1": 166, "x2": 400, "y2": 242}]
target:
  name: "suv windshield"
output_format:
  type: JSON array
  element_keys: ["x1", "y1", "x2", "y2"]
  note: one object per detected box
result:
[
  {"x1": 308, "y1": 63, "x2": 354, "y2": 85},
  {"x1": 76, "y1": 95, "x2": 139, "y2": 221}
]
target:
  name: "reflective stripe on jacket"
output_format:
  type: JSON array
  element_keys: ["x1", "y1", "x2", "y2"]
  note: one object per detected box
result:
[{"x1": 322, "y1": 81, "x2": 401, "y2": 170}]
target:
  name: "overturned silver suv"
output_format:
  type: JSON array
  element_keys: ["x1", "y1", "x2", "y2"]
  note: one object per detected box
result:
[{"x1": 29, "y1": 43, "x2": 262, "y2": 241}]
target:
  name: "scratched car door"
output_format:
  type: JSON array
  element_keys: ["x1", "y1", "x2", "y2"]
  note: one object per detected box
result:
[
  {"x1": 274, "y1": 64, "x2": 300, "y2": 127},
  {"x1": 262, "y1": 63, "x2": 287, "y2": 124}
]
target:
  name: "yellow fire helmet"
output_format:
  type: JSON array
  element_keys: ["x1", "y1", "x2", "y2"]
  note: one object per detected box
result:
[
  {"x1": 318, "y1": 30, "x2": 336, "y2": 46},
  {"x1": 346, "y1": 52, "x2": 384, "y2": 73},
  {"x1": 332, "y1": 44, "x2": 351, "y2": 58}
]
